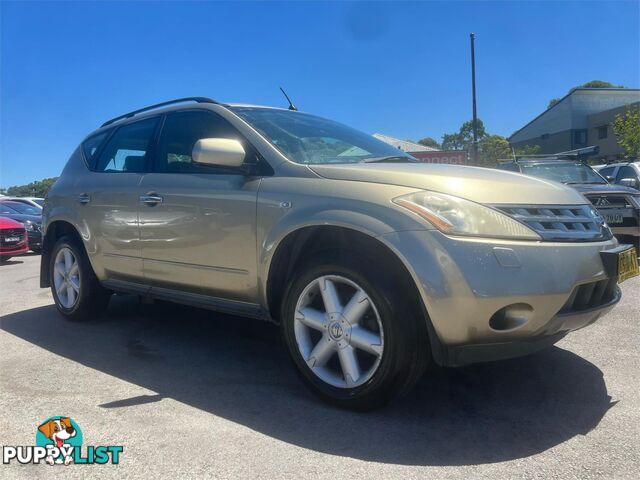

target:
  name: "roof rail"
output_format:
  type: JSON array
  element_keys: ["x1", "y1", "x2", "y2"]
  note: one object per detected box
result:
[
  {"x1": 513, "y1": 145, "x2": 600, "y2": 162},
  {"x1": 101, "y1": 97, "x2": 219, "y2": 127}
]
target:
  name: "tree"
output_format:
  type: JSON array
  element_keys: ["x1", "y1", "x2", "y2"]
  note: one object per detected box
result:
[
  {"x1": 441, "y1": 119, "x2": 487, "y2": 151},
  {"x1": 5, "y1": 177, "x2": 58, "y2": 197},
  {"x1": 612, "y1": 105, "x2": 640, "y2": 159},
  {"x1": 417, "y1": 137, "x2": 441, "y2": 149},
  {"x1": 477, "y1": 135, "x2": 512, "y2": 167},
  {"x1": 514, "y1": 144, "x2": 541, "y2": 156},
  {"x1": 547, "y1": 80, "x2": 625, "y2": 109}
]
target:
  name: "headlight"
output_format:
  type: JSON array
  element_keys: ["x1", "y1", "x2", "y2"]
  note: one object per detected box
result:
[
  {"x1": 22, "y1": 221, "x2": 34, "y2": 231},
  {"x1": 393, "y1": 191, "x2": 541, "y2": 240},
  {"x1": 629, "y1": 195, "x2": 640, "y2": 209}
]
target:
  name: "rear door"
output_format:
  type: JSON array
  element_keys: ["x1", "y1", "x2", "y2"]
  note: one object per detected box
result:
[
  {"x1": 81, "y1": 117, "x2": 159, "y2": 282},
  {"x1": 138, "y1": 110, "x2": 261, "y2": 302}
]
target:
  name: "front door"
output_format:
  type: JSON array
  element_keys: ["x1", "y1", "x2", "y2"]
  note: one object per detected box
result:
[{"x1": 138, "y1": 110, "x2": 260, "y2": 302}]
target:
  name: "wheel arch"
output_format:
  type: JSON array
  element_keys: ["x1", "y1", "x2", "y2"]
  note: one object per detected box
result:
[
  {"x1": 40, "y1": 220, "x2": 85, "y2": 288},
  {"x1": 263, "y1": 224, "x2": 445, "y2": 363}
]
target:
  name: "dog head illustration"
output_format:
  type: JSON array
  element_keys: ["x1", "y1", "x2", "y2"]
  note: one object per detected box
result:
[{"x1": 38, "y1": 418, "x2": 76, "y2": 448}]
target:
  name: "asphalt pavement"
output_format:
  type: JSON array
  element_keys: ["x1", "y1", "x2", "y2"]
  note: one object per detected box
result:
[{"x1": 1, "y1": 253, "x2": 638, "y2": 479}]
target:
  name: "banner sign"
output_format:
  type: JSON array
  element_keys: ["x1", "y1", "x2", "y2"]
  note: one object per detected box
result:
[{"x1": 409, "y1": 151, "x2": 467, "y2": 165}]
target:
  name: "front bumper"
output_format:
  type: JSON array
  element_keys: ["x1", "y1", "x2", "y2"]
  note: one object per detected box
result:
[{"x1": 380, "y1": 230, "x2": 622, "y2": 366}]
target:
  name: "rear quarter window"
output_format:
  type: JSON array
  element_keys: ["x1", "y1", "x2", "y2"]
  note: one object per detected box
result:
[{"x1": 82, "y1": 131, "x2": 110, "y2": 169}]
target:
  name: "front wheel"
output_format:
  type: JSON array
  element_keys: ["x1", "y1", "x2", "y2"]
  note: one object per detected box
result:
[
  {"x1": 50, "y1": 236, "x2": 111, "y2": 321},
  {"x1": 281, "y1": 254, "x2": 429, "y2": 410}
]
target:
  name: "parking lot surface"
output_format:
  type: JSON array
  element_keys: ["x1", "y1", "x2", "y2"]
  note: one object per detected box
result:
[{"x1": 1, "y1": 253, "x2": 639, "y2": 479}]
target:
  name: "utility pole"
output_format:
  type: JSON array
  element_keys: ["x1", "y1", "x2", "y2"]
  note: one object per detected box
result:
[{"x1": 470, "y1": 32, "x2": 478, "y2": 164}]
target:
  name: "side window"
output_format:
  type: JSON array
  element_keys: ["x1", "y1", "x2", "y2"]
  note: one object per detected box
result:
[
  {"x1": 82, "y1": 131, "x2": 110, "y2": 168},
  {"x1": 616, "y1": 166, "x2": 639, "y2": 182},
  {"x1": 599, "y1": 166, "x2": 615, "y2": 178},
  {"x1": 155, "y1": 110, "x2": 248, "y2": 173},
  {"x1": 94, "y1": 118, "x2": 159, "y2": 173}
]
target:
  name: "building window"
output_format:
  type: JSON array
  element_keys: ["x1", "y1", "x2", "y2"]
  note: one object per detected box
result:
[
  {"x1": 572, "y1": 129, "x2": 587, "y2": 147},
  {"x1": 597, "y1": 125, "x2": 608, "y2": 140}
]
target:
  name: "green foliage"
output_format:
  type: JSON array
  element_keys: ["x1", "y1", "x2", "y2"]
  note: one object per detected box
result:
[
  {"x1": 477, "y1": 135, "x2": 512, "y2": 167},
  {"x1": 417, "y1": 137, "x2": 441, "y2": 149},
  {"x1": 4, "y1": 177, "x2": 58, "y2": 197},
  {"x1": 579, "y1": 80, "x2": 624, "y2": 89},
  {"x1": 612, "y1": 106, "x2": 640, "y2": 159},
  {"x1": 514, "y1": 144, "x2": 541, "y2": 156},
  {"x1": 441, "y1": 119, "x2": 487, "y2": 151},
  {"x1": 547, "y1": 98, "x2": 561, "y2": 109}
]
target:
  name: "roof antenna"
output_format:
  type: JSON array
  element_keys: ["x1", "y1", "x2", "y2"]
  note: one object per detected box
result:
[{"x1": 279, "y1": 87, "x2": 298, "y2": 111}]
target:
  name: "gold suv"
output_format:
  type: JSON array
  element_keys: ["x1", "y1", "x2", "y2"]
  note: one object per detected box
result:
[{"x1": 40, "y1": 98, "x2": 638, "y2": 409}]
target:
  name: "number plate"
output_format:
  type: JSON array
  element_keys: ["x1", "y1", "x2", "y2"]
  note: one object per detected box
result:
[
  {"x1": 3, "y1": 237, "x2": 20, "y2": 243},
  {"x1": 618, "y1": 247, "x2": 639, "y2": 283},
  {"x1": 604, "y1": 214, "x2": 624, "y2": 224}
]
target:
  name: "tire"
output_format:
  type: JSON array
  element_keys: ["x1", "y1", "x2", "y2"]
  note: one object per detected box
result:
[
  {"x1": 49, "y1": 236, "x2": 111, "y2": 321},
  {"x1": 0, "y1": 256, "x2": 10, "y2": 263},
  {"x1": 281, "y1": 251, "x2": 430, "y2": 410}
]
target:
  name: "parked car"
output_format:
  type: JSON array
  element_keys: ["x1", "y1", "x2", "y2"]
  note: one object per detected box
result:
[
  {"x1": 2, "y1": 196, "x2": 44, "y2": 209},
  {"x1": 0, "y1": 200, "x2": 43, "y2": 251},
  {"x1": 0, "y1": 216, "x2": 28, "y2": 262},
  {"x1": 593, "y1": 162, "x2": 640, "y2": 190},
  {"x1": 41, "y1": 97, "x2": 637, "y2": 409},
  {"x1": 497, "y1": 159, "x2": 640, "y2": 246}
]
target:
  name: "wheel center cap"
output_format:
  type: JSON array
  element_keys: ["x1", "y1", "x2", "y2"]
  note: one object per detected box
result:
[{"x1": 328, "y1": 321, "x2": 344, "y2": 340}]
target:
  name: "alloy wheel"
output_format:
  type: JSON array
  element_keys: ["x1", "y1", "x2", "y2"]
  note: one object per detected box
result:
[
  {"x1": 53, "y1": 247, "x2": 81, "y2": 309},
  {"x1": 293, "y1": 275, "x2": 384, "y2": 388}
]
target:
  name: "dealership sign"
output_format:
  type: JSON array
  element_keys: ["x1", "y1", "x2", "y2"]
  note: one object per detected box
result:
[{"x1": 409, "y1": 150, "x2": 467, "y2": 165}]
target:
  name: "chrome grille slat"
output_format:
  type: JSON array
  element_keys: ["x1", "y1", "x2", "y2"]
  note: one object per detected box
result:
[{"x1": 493, "y1": 204, "x2": 609, "y2": 242}]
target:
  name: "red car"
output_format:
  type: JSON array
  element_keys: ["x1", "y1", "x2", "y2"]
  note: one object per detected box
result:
[{"x1": 0, "y1": 216, "x2": 28, "y2": 262}]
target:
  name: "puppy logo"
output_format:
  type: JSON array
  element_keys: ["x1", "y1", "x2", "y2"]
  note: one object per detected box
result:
[{"x1": 36, "y1": 416, "x2": 83, "y2": 465}]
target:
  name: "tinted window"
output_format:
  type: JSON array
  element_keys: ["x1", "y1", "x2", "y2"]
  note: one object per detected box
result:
[
  {"x1": 82, "y1": 131, "x2": 109, "y2": 168},
  {"x1": 95, "y1": 118, "x2": 159, "y2": 172},
  {"x1": 155, "y1": 110, "x2": 248, "y2": 173},
  {"x1": 599, "y1": 166, "x2": 615, "y2": 178},
  {"x1": 0, "y1": 203, "x2": 20, "y2": 214},
  {"x1": 0, "y1": 201, "x2": 40, "y2": 215},
  {"x1": 616, "y1": 166, "x2": 639, "y2": 182}
]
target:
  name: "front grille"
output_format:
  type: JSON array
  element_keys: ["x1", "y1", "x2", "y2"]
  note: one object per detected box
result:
[
  {"x1": 0, "y1": 228, "x2": 26, "y2": 246},
  {"x1": 558, "y1": 278, "x2": 618, "y2": 314},
  {"x1": 585, "y1": 194, "x2": 632, "y2": 209},
  {"x1": 494, "y1": 204, "x2": 610, "y2": 241}
]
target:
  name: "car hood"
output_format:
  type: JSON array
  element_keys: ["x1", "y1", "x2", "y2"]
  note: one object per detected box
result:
[
  {"x1": 568, "y1": 183, "x2": 639, "y2": 195},
  {"x1": 308, "y1": 163, "x2": 587, "y2": 205},
  {"x1": 0, "y1": 213, "x2": 41, "y2": 224}
]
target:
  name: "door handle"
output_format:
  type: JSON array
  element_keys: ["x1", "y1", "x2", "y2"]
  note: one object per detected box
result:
[
  {"x1": 139, "y1": 193, "x2": 163, "y2": 206},
  {"x1": 78, "y1": 193, "x2": 90, "y2": 204}
]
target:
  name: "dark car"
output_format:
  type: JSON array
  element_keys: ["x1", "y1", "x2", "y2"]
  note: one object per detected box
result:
[
  {"x1": 0, "y1": 200, "x2": 43, "y2": 252},
  {"x1": 497, "y1": 159, "x2": 640, "y2": 246}
]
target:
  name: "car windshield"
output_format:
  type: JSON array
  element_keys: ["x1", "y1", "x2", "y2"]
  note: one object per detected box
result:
[
  {"x1": 0, "y1": 201, "x2": 40, "y2": 215},
  {"x1": 230, "y1": 107, "x2": 415, "y2": 164},
  {"x1": 520, "y1": 162, "x2": 606, "y2": 184}
]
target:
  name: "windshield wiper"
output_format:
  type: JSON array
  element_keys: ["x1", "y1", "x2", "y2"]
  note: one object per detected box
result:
[
  {"x1": 562, "y1": 181, "x2": 606, "y2": 185},
  {"x1": 360, "y1": 156, "x2": 416, "y2": 163}
]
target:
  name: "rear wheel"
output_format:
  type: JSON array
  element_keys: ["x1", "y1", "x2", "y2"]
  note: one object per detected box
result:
[
  {"x1": 50, "y1": 236, "x2": 111, "y2": 321},
  {"x1": 0, "y1": 256, "x2": 11, "y2": 263},
  {"x1": 281, "y1": 253, "x2": 430, "y2": 410}
]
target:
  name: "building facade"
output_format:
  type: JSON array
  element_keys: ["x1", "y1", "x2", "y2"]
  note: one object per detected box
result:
[{"x1": 509, "y1": 88, "x2": 640, "y2": 160}]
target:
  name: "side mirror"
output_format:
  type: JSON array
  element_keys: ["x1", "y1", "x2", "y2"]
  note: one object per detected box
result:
[
  {"x1": 619, "y1": 177, "x2": 639, "y2": 189},
  {"x1": 192, "y1": 138, "x2": 245, "y2": 168},
  {"x1": 604, "y1": 175, "x2": 615, "y2": 182}
]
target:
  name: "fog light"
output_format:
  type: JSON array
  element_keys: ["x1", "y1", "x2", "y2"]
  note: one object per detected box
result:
[{"x1": 489, "y1": 303, "x2": 533, "y2": 331}]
